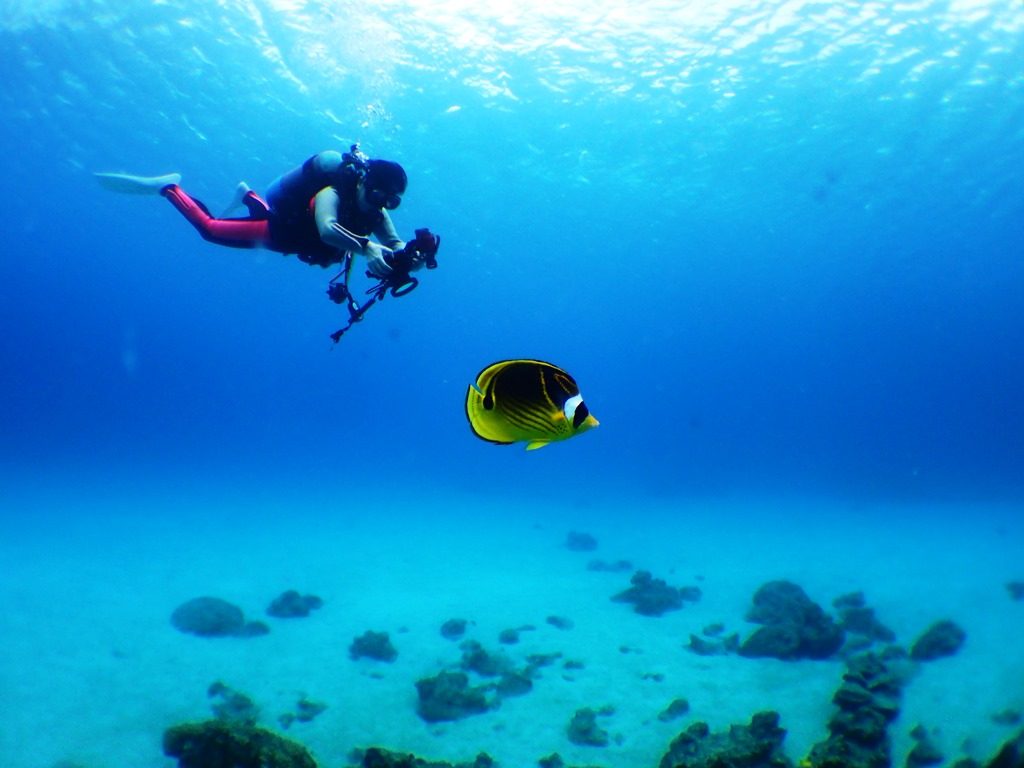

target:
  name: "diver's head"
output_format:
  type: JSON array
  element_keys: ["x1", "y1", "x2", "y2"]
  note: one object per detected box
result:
[{"x1": 361, "y1": 159, "x2": 407, "y2": 211}]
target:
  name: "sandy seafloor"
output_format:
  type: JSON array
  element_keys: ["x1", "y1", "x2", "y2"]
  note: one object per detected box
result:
[{"x1": 1, "y1": 482, "x2": 1022, "y2": 768}]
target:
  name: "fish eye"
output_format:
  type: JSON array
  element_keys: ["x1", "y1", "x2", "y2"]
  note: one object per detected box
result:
[
  {"x1": 572, "y1": 401, "x2": 590, "y2": 429},
  {"x1": 564, "y1": 394, "x2": 588, "y2": 427}
]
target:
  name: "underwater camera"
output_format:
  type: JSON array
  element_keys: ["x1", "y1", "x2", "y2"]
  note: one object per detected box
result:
[
  {"x1": 326, "y1": 227, "x2": 441, "y2": 343},
  {"x1": 379, "y1": 227, "x2": 441, "y2": 297}
]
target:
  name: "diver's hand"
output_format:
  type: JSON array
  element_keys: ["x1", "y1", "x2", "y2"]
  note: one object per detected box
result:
[
  {"x1": 408, "y1": 251, "x2": 425, "y2": 272},
  {"x1": 364, "y1": 242, "x2": 393, "y2": 278}
]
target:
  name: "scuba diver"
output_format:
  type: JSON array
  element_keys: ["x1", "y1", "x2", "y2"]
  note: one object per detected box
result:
[{"x1": 96, "y1": 145, "x2": 440, "y2": 341}]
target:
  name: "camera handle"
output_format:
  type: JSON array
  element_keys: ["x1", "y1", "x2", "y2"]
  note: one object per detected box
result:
[
  {"x1": 327, "y1": 254, "x2": 401, "y2": 343},
  {"x1": 327, "y1": 228, "x2": 440, "y2": 343},
  {"x1": 327, "y1": 252, "x2": 379, "y2": 343}
]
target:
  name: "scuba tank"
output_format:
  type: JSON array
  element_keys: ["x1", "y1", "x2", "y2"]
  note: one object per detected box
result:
[{"x1": 265, "y1": 144, "x2": 367, "y2": 222}]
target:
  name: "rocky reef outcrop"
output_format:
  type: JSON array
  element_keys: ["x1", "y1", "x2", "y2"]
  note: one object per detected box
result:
[
  {"x1": 738, "y1": 581, "x2": 844, "y2": 660},
  {"x1": 163, "y1": 720, "x2": 316, "y2": 768}
]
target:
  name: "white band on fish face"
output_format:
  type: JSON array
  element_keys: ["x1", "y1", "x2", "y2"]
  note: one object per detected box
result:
[{"x1": 563, "y1": 393, "x2": 584, "y2": 423}]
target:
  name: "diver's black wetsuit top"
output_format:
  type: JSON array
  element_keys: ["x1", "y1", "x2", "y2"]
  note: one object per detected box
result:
[{"x1": 265, "y1": 152, "x2": 400, "y2": 267}]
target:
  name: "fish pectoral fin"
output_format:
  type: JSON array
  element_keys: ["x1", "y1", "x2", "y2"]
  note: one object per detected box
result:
[{"x1": 525, "y1": 440, "x2": 550, "y2": 451}]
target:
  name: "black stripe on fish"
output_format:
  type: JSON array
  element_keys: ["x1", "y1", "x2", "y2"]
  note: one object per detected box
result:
[
  {"x1": 502, "y1": 398, "x2": 557, "y2": 434},
  {"x1": 552, "y1": 372, "x2": 579, "y2": 401},
  {"x1": 506, "y1": 397, "x2": 559, "y2": 429}
]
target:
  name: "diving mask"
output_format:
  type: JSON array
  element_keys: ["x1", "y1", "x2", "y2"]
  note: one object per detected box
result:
[{"x1": 366, "y1": 186, "x2": 401, "y2": 210}]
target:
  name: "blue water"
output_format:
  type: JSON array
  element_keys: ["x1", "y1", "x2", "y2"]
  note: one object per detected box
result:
[
  {"x1": 2, "y1": 0, "x2": 1021, "y2": 504},
  {"x1": 1, "y1": 2, "x2": 1023, "y2": 766}
]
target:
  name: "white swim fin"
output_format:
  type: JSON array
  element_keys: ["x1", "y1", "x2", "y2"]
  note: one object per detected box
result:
[
  {"x1": 94, "y1": 171, "x2": 182, "y2": 195},
  {"x1": 221, "y1": 181, "x2": 252, "y2": 216}
]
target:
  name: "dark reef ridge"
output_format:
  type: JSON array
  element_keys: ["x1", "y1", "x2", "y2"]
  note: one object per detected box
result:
[{"x1": 162, "y1": 709, "x2": 1024, "y2": 768}]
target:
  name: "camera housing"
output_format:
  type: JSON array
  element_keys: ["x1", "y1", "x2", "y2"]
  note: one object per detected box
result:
[{"x1": 380, "y1": 228, "x2": 441, "y2": 296}]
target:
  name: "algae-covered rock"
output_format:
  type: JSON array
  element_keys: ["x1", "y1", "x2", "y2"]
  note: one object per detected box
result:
[
  {"x1": 910, "y1": 620, "x2": 966, "y2": 661},
  {"x1": 207, "y1": 681, "x2": 259, "y2": 724},
  {"x1": 986, "y1": 727, "x2": 1024, "y2": 768},
  {"x1": 803, "y1": 651, "x2": 907, "y2": 768},
  {"x1": 279, "y1": 695, "x2": 328, "y2": 729},
  {"x1": 171, "y1": 597, "x2": 245, "y2": 637},
  {"x1": 414, "y1": 671, "x2": 493, "y2": 723},
  {"x1": 440, "y1": 618, "x2": 469, "y2": 640},
  {"x1": 834, "y1": 592, "x2": 897, "y2": 645},
  {"x1": 739, "y1": 581, "x2": 844, "y2": 661},
  {"x1": 613, "y1": 570, "x2": 699, "y2": 617},
  {"x1": 658, "y1": 711, "x2": 792, "y2": 768},
  {"x1": 171, "y1": 597, "x2": 267, "y2": 638},
  {"x1": 267, "y1": 590, "x2": 323, "y2": 619},
  {"x1": 348, "y1": 747, "x2": 495, "y2": 767},
  {"x1": 567, "y1": 707, "x2": 613, "y2": 747},
  {"x1": 658, "y1": 698, "x2": 691, "y2": 723},
  {"x1": 163, "y1": 719, "x2": 316, "y2": 768},
  {"x1": 349, "y1": 630, "x2": 398, "y2": 662},
  {"x1": 565, "y1": 530, "x2": 598, "y2": 552},
  {"x1": 458, "y1": 640, "x2": 510, "y2": 677},
  {"x1": 907, "y1": 724, "x2": 944, "y2": 767}
]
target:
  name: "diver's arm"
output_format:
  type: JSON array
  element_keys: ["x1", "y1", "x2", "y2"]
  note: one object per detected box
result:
[
  {"x1": 314, "y1": 186, "x2": 366, "y2": 250},
  {"x1": 313, "y1": 187, "x2": 391, "y2": 276},
  {"x1": 374, "y1": 210, "x2": 427, "y2": 272},
  {"x1": 374, "y1": 211, "x2": 405, "y2": 252}
]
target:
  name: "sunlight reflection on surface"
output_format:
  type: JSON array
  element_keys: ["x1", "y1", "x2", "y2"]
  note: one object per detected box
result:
[{"x1": 244, "y1": 0, "x2": 1024, "y2": 103}]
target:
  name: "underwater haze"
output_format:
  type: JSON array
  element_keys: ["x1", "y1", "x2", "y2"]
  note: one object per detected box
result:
[{"x1": 1, "y1": 1, "x2": 1023, "y2": 768}]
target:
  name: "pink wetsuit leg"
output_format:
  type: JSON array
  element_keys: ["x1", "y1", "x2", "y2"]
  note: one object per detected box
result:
[{"x1": 161, "y1": 184, "x2": 270, "y2": 249}]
